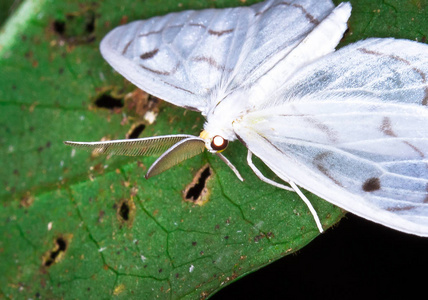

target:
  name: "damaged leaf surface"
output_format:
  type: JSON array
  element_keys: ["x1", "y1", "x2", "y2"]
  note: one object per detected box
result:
[{"x1": 1, "y1": 0, "x2": 426, "y2": 298}]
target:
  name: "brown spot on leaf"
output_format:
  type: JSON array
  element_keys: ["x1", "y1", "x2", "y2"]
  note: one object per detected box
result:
[
  {"x1": 98, "y1": 210, "x2": 105, "y2": 223},
  {"x1": 124, "y1": 89, "x2": 160, "y2": 118},
  {"x1": 119, "y1": 15, "x2": 128, "y2": 25},
  {"x1": 200, "y1": 291, "x2": 209, "y2": 299},
  {"x1": 20, "y1": 192, "x2": 35, "y2": 208},
  {"x1": 254, "y1": 233, "x2": 266, "y2": 243}
]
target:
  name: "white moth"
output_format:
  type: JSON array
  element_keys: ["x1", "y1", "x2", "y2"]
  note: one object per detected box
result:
[{"x1": 65, "y1": 0, "x2": 428, "y2": 236}]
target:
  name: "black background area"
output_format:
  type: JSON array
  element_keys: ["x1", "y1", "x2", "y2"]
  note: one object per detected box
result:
[{"x1": 212, "y1": 213, "x2": 428, "y2": 299}]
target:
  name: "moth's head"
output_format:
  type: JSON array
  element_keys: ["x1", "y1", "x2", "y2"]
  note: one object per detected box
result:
[{"x1": 200, "y1": 130, "x2": 229, "y2": 153}]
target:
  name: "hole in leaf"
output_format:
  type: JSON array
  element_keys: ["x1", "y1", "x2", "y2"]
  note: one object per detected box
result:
[
  {"x1": 119, "y1": 202, "x2": 130, "y2": 221},
  {"x1": 51, "y1": 7, "x2": 96, "y2": 44},
  {"x1": 53, "y1": 20, "x2": 66, "y2": 35},
  {"x1": 95, "y1": 94, "x2": 124, "y2": 109},
  {"x1": 84, "y1": 12, "x2": 95, "y2": 34},
  {"x1": 183, "y1": 164, "x2": 212, "y2": 205},
  {"x1": 43, "y1": 236, "x2": 68, "y2": 267},
  {"x1": 126, "y1": 123, "x2": 146, "y2": 139},
  {"x1": 116, "y1": 199, "x2": 136, "y2": 226},
  {"x1": 186, "y1": 167, "x2": 211, "y2": 199}
]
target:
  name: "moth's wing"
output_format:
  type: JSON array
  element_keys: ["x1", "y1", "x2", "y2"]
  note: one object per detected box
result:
[
  {"x1": 64, "y1": 134, "x2": 193, "y2": 156},
  {"x1": 100, "y1": 0, "x2": 342, "y2": 114},
  {"x1": 234, "y1": 38, "x2": 428, "y2": 236},
  {"x1": 232, "y1": 1, "x2": 350, "y2": 102}
]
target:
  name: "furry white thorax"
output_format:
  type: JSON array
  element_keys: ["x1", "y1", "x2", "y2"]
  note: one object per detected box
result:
[{"x1": 203, "y1": 89, "x2": 252, "y2": 144}]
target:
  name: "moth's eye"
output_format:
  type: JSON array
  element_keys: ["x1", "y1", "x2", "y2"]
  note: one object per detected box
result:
[{"x1": 211, "y1": 135, "x2": 228, "y2": 152}]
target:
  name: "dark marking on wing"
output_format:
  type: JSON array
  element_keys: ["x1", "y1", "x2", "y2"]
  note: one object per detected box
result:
[
  {"x1": 424, "y1": 183, "x2": 428, "y2": 203},
  {"x1": 380, "y1": 117, "x2": 395, "y2": 137},
  {"x1": 404, "y1": 142, "x2": 425, "y2": 158},
  {"x1": 358, "y1": 47, "x2": 428, "y2": 106},
  {"x1": 362, "y1": 177, "x2": 381, "y2": 192},
  {"x1": 213, "y1": 94, "x2": 235, "y2": 111},
  {"x1": 290, "y1": 3, "x2": 320, "y2": 25},
  {"x1": 182, "y1": 105, "x2": 201, "y2": 112},
  {"x1": 313, "y1": 152, "x2": 343, "y2": 187},
  {"x1": 138, "y1": 29, "x2": 162, "y2": 37},
  {"x1": 255, "y1": 1, "x2": 319, "y2": 25},
  {"x1": 140, "y1": 23, "x2": 232, "y2": 39},
  {"x1": 380, "y1": 117, "x2": 425, "y2": 158},
  {"x1": 235, "y1": 133, "x2": 249, "y2": 149},
  {"x1": 304, "y1": 116, "x2": 338, "y2": 143},
  {"x1": 191, "y1": 56, "x2": 231, "y2": 72},
  {"x1": 138, "y1": 24, "x2": 184, "y2": 37},
  {"x1": 208, "y1": 28, "x2": 234, "y2": 36},
  {"x1": 257, "y1": 133, "x2": 286, "y2": 155},
  {"x1": 277, "y1": 111, "x2": 338, "y2": 143},
  {"x1": 139, "y1": 62, "x2": 179, "y2": 76},
  {"x1": 140, "y1": 49, "x2": 159, "y2": 60},
  {"x1": 122, "y1": 40, "x2": 133, "y2": 55},
  {"x1": 386, "y1": 205, "x2": 415, "y2": 212},
  {"x1": 163, "y1": 81, "x2": 195, "y2": 95},
  {"x1": 189, "y1": 23, "x2": 207, "y2": 29},
  {"x1": 139, "y1": 64, "x2": 170, "y2": 76}
]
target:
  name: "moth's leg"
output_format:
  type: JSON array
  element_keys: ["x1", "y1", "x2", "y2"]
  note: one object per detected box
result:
[
  {"x1": 287, "y1": 180, "x2": 323, "y2": 233},
  {"x1": 246, "y1": 150, "x2": 323, "y2": 233},
  {"x1": 215, "y1": 152, "x2": 244, "y2": 182},
  {"x1": 246, "y1": 150, "x2": 293, "y2": 191}
]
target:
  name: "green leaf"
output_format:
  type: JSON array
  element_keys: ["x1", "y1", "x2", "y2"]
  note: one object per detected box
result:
[{"x1": 0, "y1": 0, "x2": 426, "y2": 299}]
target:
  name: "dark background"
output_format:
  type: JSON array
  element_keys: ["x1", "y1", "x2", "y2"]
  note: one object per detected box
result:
[{"x1": 212, "y1": 214, "x2": 428, "y2": 299}]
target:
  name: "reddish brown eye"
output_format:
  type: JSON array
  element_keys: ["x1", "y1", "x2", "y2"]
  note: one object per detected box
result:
[{"x1": 211, "y1": 135, "x2": 228, "y2": 151}]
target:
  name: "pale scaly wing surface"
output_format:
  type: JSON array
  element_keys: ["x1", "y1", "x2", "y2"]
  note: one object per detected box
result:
[
  {"x1": 100, "y1": 0, "x2": 341, "y2": 114},
  {"x1": 234, "y1": 38, "x2": 428, "y2": 236}
]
